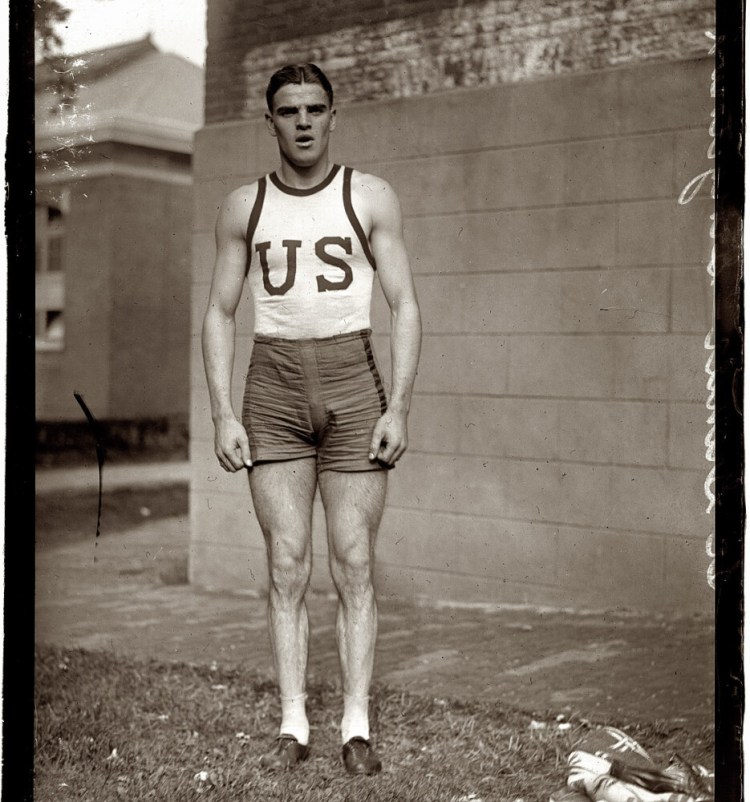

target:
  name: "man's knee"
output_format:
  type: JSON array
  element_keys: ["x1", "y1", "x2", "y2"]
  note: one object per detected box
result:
[
  {"x1": 330, "y1": 544, "x2": 374, "y2": 598},
  {"x1": 269, "y1": 551, "x2": 311, "y2": 600}
]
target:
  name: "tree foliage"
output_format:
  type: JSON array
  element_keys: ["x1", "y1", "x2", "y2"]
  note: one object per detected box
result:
[
  {"x1": 35, "y1": 0, "x2": 76, "y2": 111},
  {"x1": 34, "y1": 0, "x2": 71, "y2": 60}
]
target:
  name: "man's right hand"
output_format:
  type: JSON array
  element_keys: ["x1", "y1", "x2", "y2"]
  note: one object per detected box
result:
[{"x1": 214, "y1": 417, "x2": 253, "y2": 471}]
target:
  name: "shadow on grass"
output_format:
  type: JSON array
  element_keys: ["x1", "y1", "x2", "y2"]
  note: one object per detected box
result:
[{"x1": 34, "y1": 646, "x2": 714, "y2": 802}]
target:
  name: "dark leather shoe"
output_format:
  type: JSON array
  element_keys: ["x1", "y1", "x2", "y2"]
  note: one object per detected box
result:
[
  {"x1": 260, "y1": 734, "x2": 310, "y2": 770},
  {"x1": 342, "y1": 736, "x2": 382, "y2": 776}
]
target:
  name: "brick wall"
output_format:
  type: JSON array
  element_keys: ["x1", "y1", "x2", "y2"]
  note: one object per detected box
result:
[
  {"x1": 190, "y1": 52, "x2": 714, "y2": 613},
  {"x1": 35, "y1": 169, "x2": 192, "y2": 422},
  {"x1": 205, "y1": 0, "x2": 714, "y2": 122},
  {"x1": 36, "y1": 178, "x2": 114, "y2": 421},
  {"x1": 110, "y1": 175, "x2": 192, "y2": 418}
]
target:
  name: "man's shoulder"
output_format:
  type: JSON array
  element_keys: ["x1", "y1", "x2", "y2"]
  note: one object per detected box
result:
[
  {"x1": 225, "y1": 178, "x2": 265, "y2": 208},
  {"x1": 348, "y1": 168, "x2": 399, "y2": 213},
  {"x1": 348, "y1": 168, "x2": 393, "y2": 194},
  {"x1": 216, "y1": 178, "x2": 267, "y2": 234},
  {"x1": 219, "y1": 179, "x2": 266, "y2": 223}
]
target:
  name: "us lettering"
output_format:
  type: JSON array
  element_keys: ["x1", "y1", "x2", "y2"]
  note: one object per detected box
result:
[
  {"x1": 256, "y1": 237, "x2": 354, "y2": 295},
  {"x1": 315, "y1": 237, "x2": 354, "y2": 291},
  {"x1": 256, "y1": 240, "x2": 299, "y2": 296}
]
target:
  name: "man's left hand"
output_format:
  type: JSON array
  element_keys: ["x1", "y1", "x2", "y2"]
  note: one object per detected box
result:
[{"x1": 368, "y1": 408, "x2": 408, "y2": 466}]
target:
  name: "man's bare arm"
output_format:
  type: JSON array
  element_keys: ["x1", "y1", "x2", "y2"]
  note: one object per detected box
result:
[
  {"x1": 356, "y1": 174, "x2": 422, "y2": 466},
  {"x1": 202, "y1": 186, "x2": 255, "y2": 472}
]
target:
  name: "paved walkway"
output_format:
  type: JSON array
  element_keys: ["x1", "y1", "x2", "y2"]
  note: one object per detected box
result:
[{"x1": 35, "y1": 511, "x2": 714, "y2": 730}]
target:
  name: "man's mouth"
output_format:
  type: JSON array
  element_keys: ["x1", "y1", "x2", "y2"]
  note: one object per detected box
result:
[{"x1": 296, "y1": 135, "x2": 314, "y2": 145}]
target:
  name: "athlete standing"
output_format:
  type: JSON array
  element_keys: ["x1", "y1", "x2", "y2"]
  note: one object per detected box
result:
[{"x1": 202, "y1": 64, "x2": 422, "y2": 775}]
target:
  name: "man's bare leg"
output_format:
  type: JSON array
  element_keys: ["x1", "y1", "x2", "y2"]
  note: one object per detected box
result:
[
  {"x1": 250, "y1": 457, "x2": 317, "y2": 759},
  {"x1": 319, "y1": 469, "x2": 386, "y2": 757}
]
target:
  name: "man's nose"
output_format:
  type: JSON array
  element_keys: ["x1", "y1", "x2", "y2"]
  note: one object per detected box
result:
[{"x1": 297, "y1": 110, "x2": 311, "y2": 127}]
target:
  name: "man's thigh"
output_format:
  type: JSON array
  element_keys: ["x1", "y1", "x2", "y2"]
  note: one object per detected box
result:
[
  {"x1": 318, "y1": 470, "x2": 387, "y2": 557},
  {"x1": 249, "y1": 458, "x2": 318, "y2": 559}
]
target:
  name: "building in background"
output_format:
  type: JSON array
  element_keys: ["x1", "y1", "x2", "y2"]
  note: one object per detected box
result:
[
  {"x1": 36, "y1": 36, "x2": 203, "y2": 461},
  {"x1": 190, "y1": 0, "x2": 715, "y2": 613}
]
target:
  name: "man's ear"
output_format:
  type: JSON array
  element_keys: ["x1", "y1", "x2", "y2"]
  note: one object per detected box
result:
[
  {"x1": 265, "y1": 113, "x2": 277, "y2": 137},
  {"x1": 329, "y1": 108, "x2": 337, "y2": 132}
]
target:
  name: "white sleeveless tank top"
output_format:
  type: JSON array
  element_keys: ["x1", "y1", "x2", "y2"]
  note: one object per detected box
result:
[{"x1": 245, "y1": 164, "x2": 377, "y2": 339}]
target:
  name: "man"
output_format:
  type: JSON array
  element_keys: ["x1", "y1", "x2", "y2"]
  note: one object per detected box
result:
[{"x1": 202, "y1": 63, "x2": 421, "y2": 776}]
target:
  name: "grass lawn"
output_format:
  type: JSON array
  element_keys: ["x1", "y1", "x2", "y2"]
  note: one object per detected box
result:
[{"x1": 35, "y1": 646, "x2": 713, "y2": 802}]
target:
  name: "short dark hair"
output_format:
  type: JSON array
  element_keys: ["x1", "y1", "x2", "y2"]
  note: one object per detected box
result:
[{"x1": 265, "y1": 63, "x2": 334, "y2": 112}]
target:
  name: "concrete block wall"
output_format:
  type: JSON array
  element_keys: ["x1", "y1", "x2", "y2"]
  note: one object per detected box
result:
[
  {"x1": 190, "y1": 55, "x2": 714, "y2": 613},
  {"x1": 205, "y1": 0, "x2": 714, "y2": 122}
]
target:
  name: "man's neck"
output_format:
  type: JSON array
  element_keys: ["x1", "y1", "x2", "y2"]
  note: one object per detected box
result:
[{"x1": 276, "y1": 157, "x2": 332, "y2": 190}]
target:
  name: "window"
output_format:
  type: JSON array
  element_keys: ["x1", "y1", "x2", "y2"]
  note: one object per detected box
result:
[{"x1": 36, "y1": 198, "x2": 67, "y2": 350}]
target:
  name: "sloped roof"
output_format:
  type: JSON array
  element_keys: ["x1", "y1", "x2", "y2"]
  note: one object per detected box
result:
[
  {"x1": 36, "y1": 35, "x2": 204, "y2": 154},
  {"x1": 35, "y1": 36, "x2": 157, "y2": 88}
]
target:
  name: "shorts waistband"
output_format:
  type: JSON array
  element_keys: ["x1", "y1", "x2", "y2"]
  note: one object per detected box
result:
[{"x1": 253, "y1": 328, "x2": 372, "y2": 346}]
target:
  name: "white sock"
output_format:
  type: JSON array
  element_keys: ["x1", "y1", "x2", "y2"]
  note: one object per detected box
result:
[
  {"x1": 279, "y1": 692, "x2": 309, "y2": 746},
  {"x1": 341, "y1": 693, "x2": 370, "y2": 744}
]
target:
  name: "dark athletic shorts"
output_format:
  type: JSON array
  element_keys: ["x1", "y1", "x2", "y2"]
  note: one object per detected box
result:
[{"x1": 241, "y1": 329, "x2": 390, "y2": 473}]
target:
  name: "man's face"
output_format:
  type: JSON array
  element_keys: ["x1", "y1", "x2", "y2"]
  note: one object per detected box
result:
[{"x1": 266, "y1": 83, "x2": 336, "y2": 169}]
